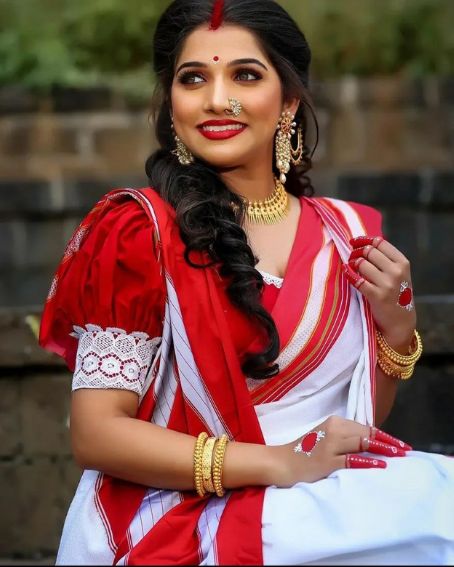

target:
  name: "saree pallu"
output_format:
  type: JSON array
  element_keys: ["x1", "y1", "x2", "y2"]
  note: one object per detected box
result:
[{"x1": 40, "y1": 187, "x2": 454, "y2": 565}]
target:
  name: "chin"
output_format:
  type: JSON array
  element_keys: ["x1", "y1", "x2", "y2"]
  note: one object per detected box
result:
[
  {"x1": 210, "y1": 160, "x2": 245, "y2": 172},
  {"x1": 199, "y1": 146, "x2": 254, "y2": 168}
]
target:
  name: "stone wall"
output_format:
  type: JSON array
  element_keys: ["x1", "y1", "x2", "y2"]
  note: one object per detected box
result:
[{"x1": 0, "y1": 76, "x2": 453, "y2": 561}]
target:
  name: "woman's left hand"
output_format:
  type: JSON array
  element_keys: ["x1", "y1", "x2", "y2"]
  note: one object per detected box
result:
[{"x1": 342, "y1": 236, "x2": 417, "y2": 351}]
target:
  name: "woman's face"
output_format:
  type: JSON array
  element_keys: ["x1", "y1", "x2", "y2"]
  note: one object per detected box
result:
[{"x1": 171, "y1": 24, "x2": 298, "y2": 170}]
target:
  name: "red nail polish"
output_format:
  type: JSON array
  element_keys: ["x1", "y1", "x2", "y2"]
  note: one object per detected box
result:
[
  {"x1": 373, "y1": 429, "x2": 413, "y2": 451},
  {"x1": 347, "y1": 455, "x2": 387, "y2": 469},
  {"x1": 351, "y1": 257, "x2": 366, "y2": 269},
  {"x1": 350, "y1": 236, "x2": 374, "y2": 248},
  {"x1": 343, "y1": 264, "x2": 365, "y2": 288},
  {"x1": 349, "y1": 247, "x2": 370, "y2": 260},
  {"x1": 368, "y1": 440, "x2": 406, "y2": 457}
]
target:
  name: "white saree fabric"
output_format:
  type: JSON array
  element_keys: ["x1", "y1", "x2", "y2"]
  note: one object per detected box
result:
[
  {"x1": 255, "y1": 199, "x2": 454, "y2": 565},
  {"x1": 257, "y1": 285, "x2": 454, "y2": 565},
  {"x1": 56, "y1": 189, "x2": 231, "y2": 565},
  {"x1": 55, "y1": 194, "x2": 454, "y2": 565}
]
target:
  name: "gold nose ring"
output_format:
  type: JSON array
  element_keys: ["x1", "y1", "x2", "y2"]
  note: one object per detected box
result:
[{"x1": 225, "y1": 98, "x2": 242, "y2": 117}]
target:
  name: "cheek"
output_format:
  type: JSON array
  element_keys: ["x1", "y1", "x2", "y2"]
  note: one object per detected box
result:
[
  {"x1": 249, "y1": 85, "x2": 282, "y2": 125},
  {"x1": 171, "y1": 87, "x2": 198, "y2": 121}
]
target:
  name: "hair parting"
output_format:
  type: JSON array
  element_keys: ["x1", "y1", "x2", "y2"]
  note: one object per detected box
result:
[{"x1": 209, "y1": 0, "x2": 225, "y2": 30}]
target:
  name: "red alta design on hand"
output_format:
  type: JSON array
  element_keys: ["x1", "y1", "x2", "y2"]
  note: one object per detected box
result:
[
  {"x1": 371, "y1": 427, "x2": 412, "y2": 451},
  {"x1": 346, "y1": 455, "x2": 387, "y2": 469},
  {"x1": 350, "y1": 236, "x2": 374, "y2": 248},
  {"x1": 294, "y1": 430, "x2": 326, "y2": 456},
  {"x1": 397, "y1": 281, "x2": 414, "y2": 311}
]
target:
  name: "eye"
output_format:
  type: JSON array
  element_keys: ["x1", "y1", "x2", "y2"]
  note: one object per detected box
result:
[
  {"x1": 177, "y1": 72, "x2": 204, "y2": 85},
  {"x1": 236, "y1": 69, "x2": 262, "y2": 81}
]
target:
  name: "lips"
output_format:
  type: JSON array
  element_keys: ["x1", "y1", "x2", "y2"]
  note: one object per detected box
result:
[{"x1": 197, "y1": 119, "x2": 247, "y2": 140}]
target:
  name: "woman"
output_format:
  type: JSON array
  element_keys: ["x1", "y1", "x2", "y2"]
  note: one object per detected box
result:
[{"x1": 39, "y1": 0, "x2": 454, "y2": 564}]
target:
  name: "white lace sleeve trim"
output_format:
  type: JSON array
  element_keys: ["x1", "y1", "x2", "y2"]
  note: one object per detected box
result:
[
  {"x1": 259, "y1": 270, "x2": 284, "y2": 289},
  {"x1": 70, "y1": 325, "x2": 162, "y2": 396}
]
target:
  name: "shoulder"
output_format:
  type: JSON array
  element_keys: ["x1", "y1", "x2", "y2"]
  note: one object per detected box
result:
[
  {"x1": 55, "y1": 186, "x2": 170, "y2": 285},
  {"x1": 308, "y1": 196, "x2": 383, "y2": 235},
  {"x1": 78, "y1": 186, "x2": 173, "y2": 255},
  {"x1": 39, "y1": 187, "x2": 168, "y2": 367}
]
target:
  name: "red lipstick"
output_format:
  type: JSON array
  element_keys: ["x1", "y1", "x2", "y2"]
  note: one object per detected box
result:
[{"x1": 198, "y1": 119, "x2": 247, "y2": 140}]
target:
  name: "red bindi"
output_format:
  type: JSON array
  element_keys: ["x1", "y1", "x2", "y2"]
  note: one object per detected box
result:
[{"x1": 213, "y1": 56, "x2": 219, "y2": 62}]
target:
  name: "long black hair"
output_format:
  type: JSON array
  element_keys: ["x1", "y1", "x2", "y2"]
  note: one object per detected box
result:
[{"x1": 146, "y1": 0, "x2": 317, "y2": 379}]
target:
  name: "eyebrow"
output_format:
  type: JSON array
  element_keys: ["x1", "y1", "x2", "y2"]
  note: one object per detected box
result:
[{"x1": 176, "y1": 58, "x2": 268, "y2": 74}]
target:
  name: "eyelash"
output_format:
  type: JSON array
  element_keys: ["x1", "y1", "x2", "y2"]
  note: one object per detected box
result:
[{"x1": 177, "y1": 68, "x2": 262, "y2": 85}]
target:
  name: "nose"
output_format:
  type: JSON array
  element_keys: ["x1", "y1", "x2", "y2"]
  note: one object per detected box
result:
[{"x1": 203, "y1": 76, "x2": 229, "y2": 114}]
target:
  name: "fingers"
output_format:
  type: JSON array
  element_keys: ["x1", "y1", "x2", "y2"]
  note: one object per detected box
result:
[
  {"x1": 336, "y1": 436, "x2": 406, "y2": 457},
  {"x1": 345, "y1": 241, "x2": 388, "y2": 290},
  {"x1": 322, "y1": 417, "x2": 411, "y2": 450},
  {"x1": 363, "y1": 438, "x2": 406, "y2": 457},
  {"x1": 345, "y1": 236, "x2": 412, "y2": 298},
  {"x1": 370, "y1": 426, "x2": 413, "y2": 451},
  {"x1": 349, "y1": 256, "x2": 383, "y2": 286},
  {"x1": 344, "y1": 455, "x2": 387, "y2": 469},
  {"x1": 350, "y1": 245, "x2": 394, "y2": 274},
  {"x1": 350, "y1": 235, "x2": 408, "y2": 265},
  {"x1": 350, "y1": 236, "x2": 383, "y2": 248},
  {"x1": 342, "y1": 263, "x2": 373, "y2": 293}
]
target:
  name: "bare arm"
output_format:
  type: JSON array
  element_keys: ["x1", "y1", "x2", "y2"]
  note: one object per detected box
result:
[
  {"x1": 70, "y1": 389, "x2": 275, "y2": 490},
  {"x1": 71, "y1": 390, "x2": 412, "y2": 491}
]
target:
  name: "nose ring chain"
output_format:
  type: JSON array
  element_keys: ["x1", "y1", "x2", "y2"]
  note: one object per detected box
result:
[{"x1": 225, "y1": 98, "x2": 242, "y2": 117}]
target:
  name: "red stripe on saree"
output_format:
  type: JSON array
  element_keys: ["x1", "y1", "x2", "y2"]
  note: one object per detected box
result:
[
  {"x1": 270, "y1": 263, "x2": 350, "y2": 403},
  {"x1": 336, "y1": 200, "x2": 381, "y2": 424},
  {"x1": 104, "y1": 188, "x2": 265, "y2": 565},
  {"x1": 251, "y1": 243, "x2": 350, "y2": 404},
  {"x1": 39, "y1": 187, "x2": 382, "y2": 564},
  {"x1": 271, "y1": 198, "x2": 325, "y2": 353},
  {"x1": 311, "y1": 197, "x2": 382, "y2": 424}
]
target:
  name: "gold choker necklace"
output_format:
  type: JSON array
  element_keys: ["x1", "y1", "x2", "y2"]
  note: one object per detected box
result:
[{"x1": 246, "y1": 179, "x2": 289, "y2": 224}]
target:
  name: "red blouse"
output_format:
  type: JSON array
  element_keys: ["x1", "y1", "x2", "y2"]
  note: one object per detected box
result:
[{"x1": 49, "y1": 200, "x2": 166, "y2": 372}]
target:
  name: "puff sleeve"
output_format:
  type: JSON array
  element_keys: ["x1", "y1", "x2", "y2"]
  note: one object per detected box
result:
[{"x1": 39, "y1": 197, "x2": 166, "y2": 397}]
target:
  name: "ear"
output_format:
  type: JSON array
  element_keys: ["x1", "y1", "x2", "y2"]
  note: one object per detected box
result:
[{"x1": 283, "y1": 97, "x2": 300, "y2": 117}]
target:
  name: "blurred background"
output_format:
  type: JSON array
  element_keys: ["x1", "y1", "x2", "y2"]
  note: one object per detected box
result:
[{"x1": 0, "y1": 0, "x2": 453, "y2": 562}]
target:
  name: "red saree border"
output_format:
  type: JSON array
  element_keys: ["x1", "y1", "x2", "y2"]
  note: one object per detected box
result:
[
  {"x1": 311, "y1": 197, "x2": 378, "y2": 424},
  {"x1": 251, "y1": 252, "x2": 350, "y2": 404},
  {"x1": 105, "y1": 188, "x2": 265, "y2": 565},
  {"x1": 271, "y1": 197, "x2": 326, "y2": 354}
]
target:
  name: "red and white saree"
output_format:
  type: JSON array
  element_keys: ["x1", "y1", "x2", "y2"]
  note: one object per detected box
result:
[{"x1": 39, "y1": 188, "x2": 454, "y2": 565}]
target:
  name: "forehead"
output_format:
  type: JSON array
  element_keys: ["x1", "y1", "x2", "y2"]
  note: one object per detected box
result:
[{"x1": 176, "y1": 24, "x2": 270, "y2": 66}]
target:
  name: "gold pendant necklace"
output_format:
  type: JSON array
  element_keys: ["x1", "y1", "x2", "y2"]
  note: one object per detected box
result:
[{"x1": 246, "y1": 178, "x2": 289, "y2": 224}]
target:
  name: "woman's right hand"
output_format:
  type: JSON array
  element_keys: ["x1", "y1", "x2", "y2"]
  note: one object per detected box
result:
[{"x1": 269, "y1": 415, "x2": 412, "y2": 487}]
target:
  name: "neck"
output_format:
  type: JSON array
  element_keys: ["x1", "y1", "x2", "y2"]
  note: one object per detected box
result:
[{"x1": 219, "y1": 162, "x2": 276, "y2": 202}]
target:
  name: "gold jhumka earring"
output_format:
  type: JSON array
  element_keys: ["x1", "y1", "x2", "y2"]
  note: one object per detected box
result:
[
  {"x1": 170, "y1": 115, "x2": 194, "y2": 165},
  {"x1": 275, "y1": 110, "x2": 304, "y2": 184}
]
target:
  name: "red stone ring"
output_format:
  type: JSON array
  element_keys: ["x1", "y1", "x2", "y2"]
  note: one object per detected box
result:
[
  {"x1": 397, "y1": 281, "x2": 414, "y2": 311},
  {"x1": 294, "y1": 430, "x2": 326, "y2": 457}
]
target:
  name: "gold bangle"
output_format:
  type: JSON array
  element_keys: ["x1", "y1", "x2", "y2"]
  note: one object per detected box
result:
[
  {"x1": 376, "y1": 329, "x2": 423, "y2": 366},
  {"x1": 212, "y1": 434, "x2": 229, "y2": 497},
  {"x1": 201, "y1": 437, "x2": 217, "y2": 494},
  {"x1": 193, "y1": 432, "x2": 208, "y2": 498},
  {"x1": 377, "y1": 350, "x2": 415, "y2": 380}
]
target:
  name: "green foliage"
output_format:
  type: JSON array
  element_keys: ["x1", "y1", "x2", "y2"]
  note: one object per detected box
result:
[
  {"x1": 0, "y1": 0, "x2": 453, "y2": 94},
  {"x1": 283, "y1": 0, "x2": 454, "y2": 78},
  {"x1": 0, "y1": 0, "x2": 170, "y2": 92}
]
